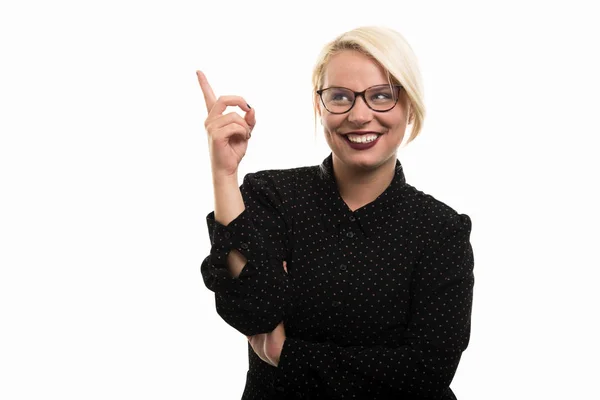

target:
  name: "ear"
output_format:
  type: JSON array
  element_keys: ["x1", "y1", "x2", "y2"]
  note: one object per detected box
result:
[
  {"x1": 314, "y1": 93, "x2": 324, "y2": 123},
  {"x1": 314, "y1": 93, "x2": 321, "y2": 114},
  {"x1": 407, "y1": 104, "x2": 414, "y2": 125}
]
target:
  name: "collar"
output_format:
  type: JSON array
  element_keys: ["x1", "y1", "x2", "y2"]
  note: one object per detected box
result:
[{"x1": 315, "y1": 153, "x2": 408, "y2": 238}]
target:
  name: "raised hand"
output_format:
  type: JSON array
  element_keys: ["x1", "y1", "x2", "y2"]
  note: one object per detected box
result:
[{"x1": 196, "y1": 70, "x2": 256, "y2": 179}]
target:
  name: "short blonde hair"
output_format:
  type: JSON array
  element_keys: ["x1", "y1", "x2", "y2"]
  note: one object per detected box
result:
[{"x1": 312, "y1": 26, "x2": 425, "y2": 144}]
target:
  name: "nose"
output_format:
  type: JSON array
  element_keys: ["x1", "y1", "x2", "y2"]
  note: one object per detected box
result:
[{"x1": 347, "y1": 95, "x2": 372, "y2": 125}]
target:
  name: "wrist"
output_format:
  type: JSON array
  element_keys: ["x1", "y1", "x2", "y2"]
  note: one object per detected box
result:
[{"x1": 212, "y1": 172, "x2": 238, "y2": 187}]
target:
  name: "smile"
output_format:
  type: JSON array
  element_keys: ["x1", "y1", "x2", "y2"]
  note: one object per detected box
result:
[
  {"x1": 341, "y1": 132, "x2": 382, "y2": 150},
  {"x1": 345, "y1": 133, "x2": 380, "y2": 143}
]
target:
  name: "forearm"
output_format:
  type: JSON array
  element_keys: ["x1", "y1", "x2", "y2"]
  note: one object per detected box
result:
[
  {"x1": 212, "y1": 173, "x2": 246, "y2": 278},
  {"x1": 202, "y1": 171, "x2": 292, "y2": 335},
  {"x1": 274, "y1": 214, "x2": 474, "y2": 398},
  {"x1": 275, "y1": 337, "x2": 462, "y2": 399}
]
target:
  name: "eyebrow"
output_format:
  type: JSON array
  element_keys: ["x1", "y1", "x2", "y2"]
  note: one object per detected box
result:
[{"x1": 323, "y1": 83, "x2": 393, "y2": 89}]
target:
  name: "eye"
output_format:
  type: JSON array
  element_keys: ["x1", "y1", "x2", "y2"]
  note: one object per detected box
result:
[
  {"x1": 370, "y1": 91, "x2": 393, "y2": 101},
  {"x1": 329, "y1": 90, "x2": 352, "y2": 102}
]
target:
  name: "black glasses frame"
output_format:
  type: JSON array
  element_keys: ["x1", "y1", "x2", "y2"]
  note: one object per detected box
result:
[{"x1": 316, "y1": 84, "x2": 403, "y2": 114}]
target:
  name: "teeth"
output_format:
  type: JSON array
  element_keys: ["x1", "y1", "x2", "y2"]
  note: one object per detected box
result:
[{"x1": 347, "y1": 133, "x2": 379, "y2": 143}]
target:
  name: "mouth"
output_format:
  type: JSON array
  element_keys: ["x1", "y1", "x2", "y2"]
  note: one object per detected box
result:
[{"x1": 341, "y1": 131, "x2": 382, "y2": 144}]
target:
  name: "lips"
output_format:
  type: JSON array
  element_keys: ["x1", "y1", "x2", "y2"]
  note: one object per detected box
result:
[
  {"x1": 347, "y1": 133, "x2": 379, "y2": 143},
  {"x1": 341, "y1": 130, "x2": 382, "y2": 144},
  {"x1": 341, "y1": 131, "x2": 381, "y2": 136},
  {"x1": 342, "y1": 133, "x2": 382, "y2": 150}
]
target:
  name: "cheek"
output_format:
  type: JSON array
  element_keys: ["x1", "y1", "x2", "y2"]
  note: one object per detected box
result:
[
  {"x1": 322, "y1": 115, "x2": 344, "y2": 133},
  {"x1": 380, "y1": 111, "x2": 408, "y2": 130}
]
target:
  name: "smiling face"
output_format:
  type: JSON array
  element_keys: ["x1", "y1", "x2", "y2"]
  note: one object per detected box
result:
[{"x1": 317, "y1": 50, "x2": 411, "y2": 173}]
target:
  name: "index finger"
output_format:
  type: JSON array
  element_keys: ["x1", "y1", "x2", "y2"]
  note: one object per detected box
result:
[{"x1": 196, "y1": 70, "x2": 217, "y2": 113}]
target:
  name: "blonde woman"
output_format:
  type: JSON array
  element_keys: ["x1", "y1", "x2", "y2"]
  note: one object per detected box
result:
[{"x1": 199, "y1": 26, "x2": 474, "y2": 400}]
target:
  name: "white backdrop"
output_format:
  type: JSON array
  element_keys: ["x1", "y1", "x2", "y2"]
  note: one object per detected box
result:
[{"x1": 1, "y1": 0, "x2": 599, "y2": 399}]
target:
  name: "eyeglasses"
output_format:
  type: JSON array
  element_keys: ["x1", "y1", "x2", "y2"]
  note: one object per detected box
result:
[{"x1": 316, "y1": 84, "x2": 403, "y2": 114}]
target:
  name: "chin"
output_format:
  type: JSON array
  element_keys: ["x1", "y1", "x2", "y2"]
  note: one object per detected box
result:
[{"x1": 339, "y1": 152, "x2": 389, "y2": 171}]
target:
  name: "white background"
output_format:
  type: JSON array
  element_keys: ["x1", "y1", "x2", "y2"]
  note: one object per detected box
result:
[{"x1": 1, "y1": 0, "x2": 599, "y2": 399}]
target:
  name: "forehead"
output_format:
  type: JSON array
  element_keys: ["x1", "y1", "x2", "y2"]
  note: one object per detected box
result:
[{"x1": 323, "y1": 50, "x2": 388, "y2": 89}]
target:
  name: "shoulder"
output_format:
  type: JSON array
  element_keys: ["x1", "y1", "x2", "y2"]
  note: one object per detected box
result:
[
  {"x1": 239, "y1": 164, "x2": 321, "y2": 207},
  {"x1": 242, "y1": 164, "x2": 320, "y2": 192},
  {"x1": 401, "y1": 183, "x2": 472, "y2": 239}
]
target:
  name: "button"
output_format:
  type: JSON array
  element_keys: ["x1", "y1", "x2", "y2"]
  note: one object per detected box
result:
[
  {"x1": 346, "y1": 231, "x2": 354, "y2": 238},
  {"x1": 240, "y1": 243, "x2": 249, "y2": 250},
  {"x1": 332, "y1": 300, "x2": 341, "y2": 307},
  {"x1": 349, "y1": 215, "x2": 356, "y2": 222},
  {"x1": 224, "y1": 231, "x2": 231, "y2": 239},
  {"x1": 339, "y1": 264, "x2": 347, "y2": 271},
  {"x1": 275, "y1": 385, "x2": 285, "y2": 392}
]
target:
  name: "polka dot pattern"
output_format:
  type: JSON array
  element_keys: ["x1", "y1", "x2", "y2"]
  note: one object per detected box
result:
[{"x1": 201, "y1": 153, "x2": 474, "y2": 399}]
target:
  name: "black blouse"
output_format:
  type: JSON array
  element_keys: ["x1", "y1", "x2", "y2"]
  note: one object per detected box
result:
[{"x1": 201, "y1": 153, "x2": 474, "y2": 400}]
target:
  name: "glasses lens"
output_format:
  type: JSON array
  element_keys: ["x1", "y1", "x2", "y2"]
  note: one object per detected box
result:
[
  {"x1": 365, "y1": 85, "x2": 398, "y2": 111},
  {"x1": 321, "y1": 88, "x2": 354, "y2": 113}
]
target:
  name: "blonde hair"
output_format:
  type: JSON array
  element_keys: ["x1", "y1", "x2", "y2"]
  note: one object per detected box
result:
[{"x1": 312, "y1": 26, "x2": 425, "y2": 144}]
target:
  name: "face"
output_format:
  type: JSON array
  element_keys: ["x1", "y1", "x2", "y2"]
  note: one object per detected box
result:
[{"x1": 317, "y1": 50, "x2": 411, "y2": 173}]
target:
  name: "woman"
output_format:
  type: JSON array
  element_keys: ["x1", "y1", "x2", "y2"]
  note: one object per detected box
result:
[{"x1": 199, "y1": 26, "x2": 474, "y2": 400}]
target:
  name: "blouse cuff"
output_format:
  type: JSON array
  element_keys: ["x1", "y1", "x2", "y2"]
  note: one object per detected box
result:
[{"x1": 206, "y1": 210, "x2": 264, "y2": 271}]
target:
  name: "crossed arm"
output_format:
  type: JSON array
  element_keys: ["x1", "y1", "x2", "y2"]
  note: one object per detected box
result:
[{"x1": 201, "y1": 172, "x2": 474, "y2": 399}]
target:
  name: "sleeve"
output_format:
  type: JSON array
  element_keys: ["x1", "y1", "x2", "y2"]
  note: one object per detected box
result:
[
  {"x1": 273, "y1": 213, "x2": 474, "y2": 399},
  {"x1": 200, "y1": 171, "x2": 292, "y2": 337}
]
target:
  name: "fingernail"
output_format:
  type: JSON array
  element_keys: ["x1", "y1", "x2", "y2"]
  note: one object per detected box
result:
[{"x1": 247, "y1": 103, "x2": 251, "y2": 109}]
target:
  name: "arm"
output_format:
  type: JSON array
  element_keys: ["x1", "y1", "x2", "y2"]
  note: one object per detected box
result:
[
  {"x1": 274, "y1": 213, "x2": 474, "y2": 399},
  {"x1": 211, "y1": 173, "x2": 247, "y2": 278},
  {"x1": 196, "y1": 72, "x2": 291, "y2": 337},
  {"x1": 201, "y1": 171, "x2": 292, "y2": 337}
]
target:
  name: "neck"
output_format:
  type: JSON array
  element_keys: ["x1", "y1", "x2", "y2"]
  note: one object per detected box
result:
[{"x1": 332, "y1": 155, "x2": 397, "y2": 211}]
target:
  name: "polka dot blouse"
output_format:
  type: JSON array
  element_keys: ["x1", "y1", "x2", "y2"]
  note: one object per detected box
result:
[{"x1": 201, "y1": 153, "x2": 475, "y2": 400}]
